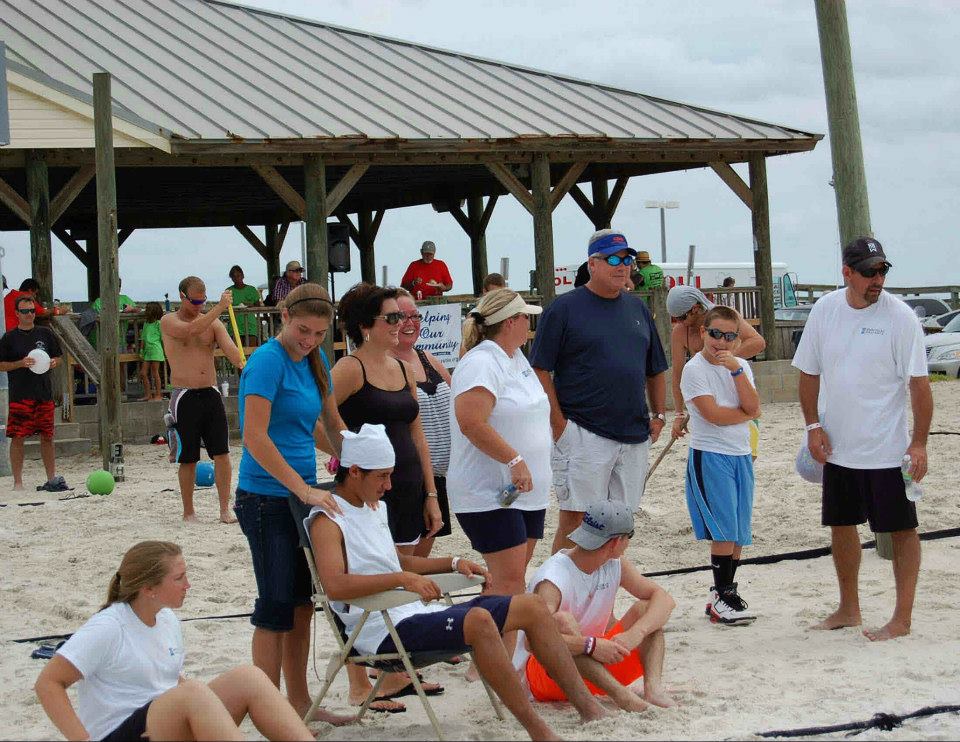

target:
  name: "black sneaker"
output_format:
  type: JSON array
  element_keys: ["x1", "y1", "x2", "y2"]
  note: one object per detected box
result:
[
  {"x1": 709, "y1": 583, "x2": 756, "y2": 625},
  {"x1": 37, "y1": 475, "x2": 72, "y2": 493}
]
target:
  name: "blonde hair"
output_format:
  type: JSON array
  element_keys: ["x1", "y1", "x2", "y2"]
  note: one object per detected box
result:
[
  {"x1": 282, "y1": 283, "x2": 335, "y2": 399},
  {"x1": 101, "y1": 541, "x2": 182, "y2": 611},
  {"x1": 461, "y1": 288, "x2": 519, "y2": 354}
]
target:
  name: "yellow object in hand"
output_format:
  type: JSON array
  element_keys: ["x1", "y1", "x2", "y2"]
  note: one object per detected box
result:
[{"x1": 227, "y1": 304, "x2": 247, "y2": 367}]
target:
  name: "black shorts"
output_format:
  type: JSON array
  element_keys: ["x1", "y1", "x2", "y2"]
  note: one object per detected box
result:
[
  {"x1": 455, "y1": 508, "x2": 546, "y2": 554},
  {"x1": 428, "y1": 475, "x2": 452, "y2": 539},
  {"x1": 376, "y1": 595, "x2": 512, "y2": 656},
  {"x1": 102, "y1": 700, "x2": 151, "y2": 742},
  {"x1": 170, "y1": 387, "x2": 229, "y2": 464},
  {"x1": 822, "y1": 462, "x2": 918, "y2": 533},
  {"x1": 382, "y1": 480, "x2": 427, "y2": 546}
]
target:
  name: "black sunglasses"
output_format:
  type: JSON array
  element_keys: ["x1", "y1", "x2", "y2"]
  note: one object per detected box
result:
[
  {"x1": 17, "y1": 308, "x2": 36, "y2": 315},
  {"x1": 374, "y1": 311, "x2": 404, "y2": 325},
  {"x1": 857, "y1": 265, "x2": 890, "y2": 278},
  {"x1": 706, "y1": 328, "x2": 739, "y2": 342}
]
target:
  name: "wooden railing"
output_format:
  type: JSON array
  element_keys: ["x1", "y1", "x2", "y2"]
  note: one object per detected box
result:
[{"x1": 795, "y1": 283, "x2": 960, "y2": 309}]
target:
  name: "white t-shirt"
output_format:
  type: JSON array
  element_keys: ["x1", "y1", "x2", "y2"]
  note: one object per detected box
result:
[
  {"x1": 57, "y1": 602, "x2": 184, "y2": 740},
  {"x1": 680, "y1": 353, "x2": 756, "y2": 456},
  {"x1": 513, "y1": 551, "x2": 621, "y2": 677},
  {"x1": 304, "y1": 496, "x2": 446, "y2": 656},
  {"x1": 792, "y1": 289, "x2": 927, "y2": 469},
  {"x1": 447, "y1": 340, "x2": 551, "y2": 513}
]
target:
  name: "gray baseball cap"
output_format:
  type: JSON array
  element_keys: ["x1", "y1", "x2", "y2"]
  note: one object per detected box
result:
[
  {"x1": 421, "y1": 240, "x2": 437, "y2": 254},
  {"x1": 568, "y1": 502, "x2": 635, "y2": 550}
]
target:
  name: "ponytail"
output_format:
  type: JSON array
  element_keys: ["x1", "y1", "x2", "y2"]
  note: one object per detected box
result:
[
  {"x1": 101, "y1": 541, "x2": 182, "y2": 612},
  {"x1": 460, "y1": 288, "x2": 517, "y2": 355}
]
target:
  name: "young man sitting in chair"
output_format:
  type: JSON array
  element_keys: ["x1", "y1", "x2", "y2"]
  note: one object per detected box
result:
[
  {"x1": 307, "y1": 424, "x2": 610, "y2": 740},
  {"x1": 515, "y1": 502, "x2": 679, "y2": 711}
]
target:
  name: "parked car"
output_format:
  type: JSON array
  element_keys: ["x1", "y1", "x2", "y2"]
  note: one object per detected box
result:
[
  {"x1": 902, "y1": 297, "x2": 952, "y2": 319},
  {"x1": 925, "y1": 314, "x2": 960, "y2": 378},
  {"x1": 921, "y1": 308, "x2": 960, "y2": 333}
]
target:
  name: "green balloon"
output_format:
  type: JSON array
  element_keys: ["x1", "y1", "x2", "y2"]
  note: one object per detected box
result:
[{"x1": 86, "y1": 469, "x2": 116, "y2": 495}]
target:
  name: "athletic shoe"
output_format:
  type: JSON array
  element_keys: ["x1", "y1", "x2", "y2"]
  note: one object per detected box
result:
[
  {"x1": 705, "y1": 586, "x2": 718, "y2": 617},
  {"x1": 709, "y1": 584, "x2": 756, "y2": 625}
]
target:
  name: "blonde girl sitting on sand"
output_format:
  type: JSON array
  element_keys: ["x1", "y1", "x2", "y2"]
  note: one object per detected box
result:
[{"x1": 34, "y1": 541, "x2": 314, "y2": 742}]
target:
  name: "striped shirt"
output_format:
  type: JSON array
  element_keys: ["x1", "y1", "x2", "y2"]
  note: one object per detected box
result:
[{"x1": 414, "y1": 348, "x2": 451, "y2": 475}]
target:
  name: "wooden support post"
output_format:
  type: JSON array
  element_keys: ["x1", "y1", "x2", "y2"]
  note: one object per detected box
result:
[
  {"x1": 815, "y1": 0, "x2": 872, "y2": 247},
  {"x1": 26, "y1": 151, "x2": 53, "y2": 305},
  {"x1": 264, "y1": 223, "x2": 280, "y2": 285},
  {"x1": 0, "y1": 175, "x2": 31, "y2": 226},
  {"x1": 467, "y1": 196, "x2": 488, "y2": 295},
  {"x1": 86, "y1": 235, "x2": 100, "y2": 301},
  {"x1": 591, "y1": 179, "x2": 610, "y2": 230},
  {"x1": 530, "y1": 154, "x2": 556, "y2": 305},
  {"x1": 650, "y1": 285, "x2": 671, "y2": 359},
  {"x1": 748, "y1": 154, "x2": 783, "y2": 361},
  {"x1": 303, "y1": 155, "x2": 329, "y2": 290},
  {"x1": 93, "y1": 72, "x2": 123, "y2": 469},
  {"x1": 357, "y1": 210, "x2": 377, "y2": 284}
]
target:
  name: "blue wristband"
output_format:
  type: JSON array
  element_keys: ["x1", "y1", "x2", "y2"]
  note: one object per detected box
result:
[{"x1": 730, "y1": 367, "x2": 744, "y2": 378}]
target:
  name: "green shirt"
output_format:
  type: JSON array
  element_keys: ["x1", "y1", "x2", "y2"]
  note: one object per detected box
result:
[
  {"x1": 228, "y1": 284, "x2": 261, "y2": 337},
  {"x1": 636, "y1": 264, "x2": 664, "y2": 289},
  {"x1": 90, "y1": 294, "x2": 137, "y2": 349}
]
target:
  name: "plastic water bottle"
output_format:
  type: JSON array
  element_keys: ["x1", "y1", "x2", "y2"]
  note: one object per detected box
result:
[
  {"x1": 497, "y1": 484, "x2": 519, "y2": 508},
  {"x1": 901, "y1": 455, "x2": 923, "y2": 502}
]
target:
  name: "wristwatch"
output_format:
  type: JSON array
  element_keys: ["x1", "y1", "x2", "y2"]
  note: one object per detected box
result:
[{"x1": 651, "y1": 413, "x2": 666, "y2": 422}]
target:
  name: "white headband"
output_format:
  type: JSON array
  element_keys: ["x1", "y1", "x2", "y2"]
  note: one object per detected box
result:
[
  {"x1": 340, "y1": 424, "x2": 395, "y2": 470},
  {"x1": 481, "y1": 294, "x2": 543, "y2": 325}
]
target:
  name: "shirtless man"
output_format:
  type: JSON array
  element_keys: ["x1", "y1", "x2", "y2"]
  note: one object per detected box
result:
[{"x1": 161, "y1": 276, "x2": 243, "y2": 523}]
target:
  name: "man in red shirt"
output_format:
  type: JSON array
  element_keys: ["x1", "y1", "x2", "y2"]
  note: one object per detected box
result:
[
  {"x1": 4, "y1": 279, "x2": 47, "y2": 331},
  {"x1": 400, "y1": 241, "x2": 453, "y2": 299}
]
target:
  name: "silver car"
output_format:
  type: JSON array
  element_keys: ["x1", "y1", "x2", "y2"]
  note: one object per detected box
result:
[{"x1": 925, "y1": 314, "x2": 960, "y2": 378}]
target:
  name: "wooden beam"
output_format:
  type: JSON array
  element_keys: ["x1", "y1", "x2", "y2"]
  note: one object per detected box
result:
[
  {"x1": 605, "y1": 176, "x2": 629, "y2": 223},
  {"x1": 478, "y1": 195, "x2": 498, "y2": 234},
  {"x1": 26, "y1": 151, "x2": 54, "y2": 305},
  {"x1": 357, "y1": 210, "x2": 377, "y2": 285},
  {"x1": 0, "y1": 175, "x2": 31, "y2": 226},
  {"x1": 277, "y1": 221, "x2": 290, "y2": 247},
  {"x1": 264, "y1": 224, "x2": 281, "y2": 286},
  {"x1": 530, "y1": 154, "x2": 556, "y2": 305},
  {"x1": 710, "y1": 162, "x2": 753, "y2": 210},
  {"x1": 326, "y1": 163, "x2": 369, "y2": 214},
  {"x1": 749, "y1": 154, "x2": 783, "y2": 360},
  {"x1": 304, "y1": 155, "x2": 329, "y2": 294},
  {"x1": 549, "y1": 161, "x2": 589, "y2": 211},
  {"x1": 591, "y1": 179, "x2": 609, "y2": 230},
  {"x1": 93, "y1": 71, "x2": 123, "y2": 469},
  {"x1": 567, "y1": 183, "x2": 595, "y2": 224},
  {"x1": 234, "y1": 224, "x2": 270, "y2": 261},
  {"x1": 335, "y1": 211, "x2": 361, "y2": 247},
  {"x1": 448, "y1": 202, "x2": 472, "y2": 236},
  {"x1": 86, "y1": 235, "x2": 100, "y2": 300},
  {"x1": 467, "y1": 196, "x2": 488, "y2": 296},
  {"x1": 52, "y1": 226, "x2": 90, "y2": 268},
  {"x1": 485, "y1": 163, "x2": 534, "y2": 214},
  {"x1": 50, "y1": 164, "x2": 96, "y2": 224},
  {"x1": 370, "y1": 209, "x2": 384, "y2": 240},
  {"x1": 251, "y1": 164, "x2": 306, "y2": 219},
  {"x1": 116, "y1": 227, "x2": 134, "y2": 248}
]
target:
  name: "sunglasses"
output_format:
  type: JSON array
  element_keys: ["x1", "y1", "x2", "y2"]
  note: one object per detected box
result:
[
  {"x1": 184, "y1": 297, "x2": 206, "y2": 306},
  {"x1": 17, "y1": 308, "x2": 36, "y2": 315},
  {"x1": 857, "y1": 265, "x2": 890, "y2": 278},
  {"x1": 400, "y1": 312, "x2": 423, "y2": 322},
  {"x1": 289, "y1": 267, "x2": 305, "y2": 273},
  {"x1": 706, "y1": 328, "x2": 739, "y2": 342},
  {"x1": 374, "y1": 311, "x2": 404, "y2": 325},
  {"x1": 613, "y1": 529, "x2": 635, "y2": 540},
  {"x1": 593, "y1": 254, "x2": 635, "y2": 267}
]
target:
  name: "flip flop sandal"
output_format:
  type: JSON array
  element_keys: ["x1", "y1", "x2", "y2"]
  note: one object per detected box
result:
[
  {"x1": 377, "y1": 680, "x2": 445, "y2": 701},
  {"x1": 356, "y1": 698, "x2": 406, "y2": 714}
]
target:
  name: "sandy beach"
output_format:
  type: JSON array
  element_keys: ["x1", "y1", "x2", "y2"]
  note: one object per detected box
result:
[{"x1": 2, "y1": 381, "x2": 959, "y2": 741}]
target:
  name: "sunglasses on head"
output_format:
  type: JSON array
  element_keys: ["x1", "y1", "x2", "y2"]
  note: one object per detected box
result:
[
  {"x1": 706, "y1": 328, "x2": 739, "y2": 342},
  {"x1": 17, "y1": 308, "x2": 36, "y2": 315},
  {"x1": 856, "y1": 264, "x2": 889, "y2": 278},
  {"x1": 593, "y1": 253, "x2": 635, "y2": 267},
  {"x1": 374, "y1": 311, "x2": 404, "y2": 325}
]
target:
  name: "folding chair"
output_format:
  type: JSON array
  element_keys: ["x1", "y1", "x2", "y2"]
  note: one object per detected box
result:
[{"x1": 302, "y1": 546, "x2": 505, "y2": 740}]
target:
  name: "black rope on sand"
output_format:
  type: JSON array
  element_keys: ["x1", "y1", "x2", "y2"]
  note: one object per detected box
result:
[{"x1": 757, "y1": 704, "x2": 960, "y2": 738}]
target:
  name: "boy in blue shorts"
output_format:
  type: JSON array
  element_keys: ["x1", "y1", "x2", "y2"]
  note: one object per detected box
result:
[{"x1": 679, "y1": 306, "x2": 761, "y2": 625}]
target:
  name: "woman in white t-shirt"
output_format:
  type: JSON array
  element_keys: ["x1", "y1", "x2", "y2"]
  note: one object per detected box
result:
[
  {"x1": 35, "y1": 541, "x2": 314, "y2": 742},
  {"x1": 448, "y1": 289, "x2": 548, "y2": 601}
]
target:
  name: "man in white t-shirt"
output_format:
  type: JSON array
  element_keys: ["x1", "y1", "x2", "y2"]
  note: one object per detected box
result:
[
  {"x1": 793, "y1": 237, "x2": 932, "y2": 642},
  {"x1": 514, "y1": 502, "x2": 677, "y2": 711}
]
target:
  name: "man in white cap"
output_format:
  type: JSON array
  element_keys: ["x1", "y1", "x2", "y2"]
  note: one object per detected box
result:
[
  {"x1": 306, "y1": 423, "x2": 609, "y2": 735},
  {"x1": 514, "y1": 502, "x2": 677, "y2": 710},
  {"x1": 400, "y1": 241, "x2": 452, "y2": 299},
  {"x1": 270, "y1": 260, "x2": 306, "y2": 305}
]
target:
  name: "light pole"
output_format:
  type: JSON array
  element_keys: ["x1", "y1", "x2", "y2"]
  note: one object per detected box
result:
[{"x1": 644, "y1": 200, "x2": 679, "y2": 262}]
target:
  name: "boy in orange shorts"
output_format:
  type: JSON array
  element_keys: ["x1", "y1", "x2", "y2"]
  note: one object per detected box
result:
[{"x1": 514, "y1": 502, "x2": 679, "y2": 710}]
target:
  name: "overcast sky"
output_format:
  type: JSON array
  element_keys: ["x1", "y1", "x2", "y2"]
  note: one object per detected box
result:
[{"x1": 3, "y1": 0, "x2": 958, "y2": 301}]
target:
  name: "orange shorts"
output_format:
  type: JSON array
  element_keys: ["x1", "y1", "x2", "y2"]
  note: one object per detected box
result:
[{"x1": 525, "y1": 621, "x2": 644, "y2": 701}]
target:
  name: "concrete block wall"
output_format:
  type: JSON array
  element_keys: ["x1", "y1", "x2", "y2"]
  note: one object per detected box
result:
[{"x1": 74, "y1": 397, "x2": 241, "y2": 445}]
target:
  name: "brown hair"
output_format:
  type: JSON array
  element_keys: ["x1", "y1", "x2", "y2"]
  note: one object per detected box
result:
[
  {"x1": 282, "y1": 283, "x2": 335, "y2": 399},
  {"x1": 178, "y1": 276, "x2": 204, "y2": 296},
  {"x1": 144, "y1": 301, "x2": 163, "y2": 323},
  {"x1": 337, "y1": 282, "x2": 399, "y2": 348},
  {"x1": 482, "y1": 273, "x2": 506, "y2": 293},
  {"x1": 14, "y1": 295, "x2": 35, "y2": 310},
  {"x1": 461, "y1": 288, "x2": 517, "y2": 354},
  {"x1": 703, "y1": 305, "x2": 739, "y2": 328},
  {"x1": 101, "y1": 541, "x2": 182, "y2": 611}
]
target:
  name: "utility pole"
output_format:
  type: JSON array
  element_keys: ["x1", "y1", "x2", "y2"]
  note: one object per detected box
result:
[{"x1": 815, "y1": 0, "x2": 872, "y2": 247}]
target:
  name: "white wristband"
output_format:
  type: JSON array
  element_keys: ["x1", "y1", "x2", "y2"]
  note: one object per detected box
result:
[
  {"x1": 507, "y1": 455, "x2": 523, "y2": 468},
  {"x1": 450, "y1": 556, "x2": 461, "y2": 571},
  {"x1": 805, "y1": 422, "x2": 822, "y2": 432}
]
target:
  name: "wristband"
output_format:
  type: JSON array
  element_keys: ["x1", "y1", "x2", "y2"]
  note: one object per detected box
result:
[
  {"x1": 805, "y1": 422, "x2": 822, "y2": 432},
  {"x1": 450, "y1": 556, "x2": 461, "y2": 571},
  {"x1": 426, "y1": 491, "x2": 438, "y2": 498},
  {"x1": 584, "y1": 636, "x2": 597, "y2": 657},
  {"x1": 730, "y1": 367, "x2": 744, "y2": 378},
  {"x1": 507, "y1": 454, "x2": 523, "y2": 468}
]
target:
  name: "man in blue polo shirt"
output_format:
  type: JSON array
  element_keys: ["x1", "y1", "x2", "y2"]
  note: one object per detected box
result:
[{"x1": 532, "y1": 229, "x2": 668, "y2": 553}]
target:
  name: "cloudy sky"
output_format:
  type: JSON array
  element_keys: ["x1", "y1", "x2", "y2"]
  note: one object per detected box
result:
[{"x1": 3, "y1": 0, "x2": 958, "y2": 301}]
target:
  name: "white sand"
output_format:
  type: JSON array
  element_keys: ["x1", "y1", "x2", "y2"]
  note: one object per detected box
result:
[{"x1": 2, "y1": 381, "x2": 959, "y2": 740}]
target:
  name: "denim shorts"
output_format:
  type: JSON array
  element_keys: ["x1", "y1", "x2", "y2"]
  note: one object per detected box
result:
[{"x1": 234, "y1": 488, "x2": 312, "y2": 632}]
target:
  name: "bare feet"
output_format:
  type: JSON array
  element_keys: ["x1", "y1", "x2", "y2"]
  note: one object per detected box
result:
[
  {"x1": 863, "y1": 620, "x2": 910, "y2": 642},
  {"x1": 643, "y1": 686, "x2": 678, "y2": 708},
  {"x1": 464, "y1": 661, "x2": 481, "y2": 683},
  {"x1": 182, "y1": 512, "x2": 198, "y2": 523},
  {"x1": 614, "y1": 690, "x2": 649, "y2": 713},
  {"x1": 578, "y1": 698, "x2": 611, "y2": 722},
  {"x1": 219, "y1": 511, "x2": 238, "y2": 524},
  {"x1": 811, "y1": 609, "x2": 861, "y2": 630},
  {"x1": 347, "y1": 688, "x2": 405, "y2": 713},
  {"x1": 12, "y1": 483, "x2": 24, "y2": 491},
  {"x1": 303, "y1": 706, "x2": 358, "y2": 726}
]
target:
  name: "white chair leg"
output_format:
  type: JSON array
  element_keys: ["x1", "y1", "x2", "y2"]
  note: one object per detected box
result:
[
  {"x1": 383, "y1": 614, "x2": 445, "y2": 741},
  {"x1": 357, "y1": 669, "x2": 388, "y2": 720}
]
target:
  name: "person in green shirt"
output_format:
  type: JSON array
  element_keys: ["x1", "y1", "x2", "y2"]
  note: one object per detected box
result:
[
  {"x1": 227, "y1": 265, "x2": 262, "y2": 348},
  {"x1": 90, "y1": 279, "x2": 141, "y2": 350},
  {"x1": 635, "y1": 251, "x2": 664, "y2": 289},
  {"x1": 139, "y1": 301, "x2": 166, "y2": 400}
]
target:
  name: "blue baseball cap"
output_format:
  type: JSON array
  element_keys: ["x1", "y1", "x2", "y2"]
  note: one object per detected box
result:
[{"x1": 587, "y1": 229, "x2": 635, "y2": 257}]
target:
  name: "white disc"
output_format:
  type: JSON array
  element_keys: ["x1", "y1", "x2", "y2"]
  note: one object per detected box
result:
[{"x1": 27, "y1": 348, "x2": 50, "y2": 374}]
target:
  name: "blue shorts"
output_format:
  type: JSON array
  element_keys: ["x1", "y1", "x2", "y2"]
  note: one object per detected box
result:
[
  {"x1": 685, "y1": 449, "x2": 754, "y2": 545},
  {"x1": 376, "y1": 595, "x2": 512, "y2": 655},
  {"x1": 234, "y1": 489, "x2": 312, "y2": 632},
  {"x1": 455, "y1": 508, "x2": 546, "y2": 554}
]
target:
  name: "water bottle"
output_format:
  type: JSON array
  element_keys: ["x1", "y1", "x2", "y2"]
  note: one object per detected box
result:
[
  {"x1": 497, "y1": 484, "x2": 519, "y2": 508},
  {"x1": 901, "y1": 455, "x2": 923, "y2": 502}
]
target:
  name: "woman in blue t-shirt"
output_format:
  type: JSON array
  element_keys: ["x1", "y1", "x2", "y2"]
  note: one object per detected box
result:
[{"x1": 234, "y1": 283, "x2": 352, "y2": 726}]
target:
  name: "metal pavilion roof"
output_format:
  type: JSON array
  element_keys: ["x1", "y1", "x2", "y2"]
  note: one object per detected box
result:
[{"x1": 1, "y1": 0, "x2": 817, "y2": 147}]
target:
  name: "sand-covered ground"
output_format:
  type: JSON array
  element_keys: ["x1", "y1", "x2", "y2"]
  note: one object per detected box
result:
[{"x1": 2, "y1": 381, "x2": 959, "y2": 740}]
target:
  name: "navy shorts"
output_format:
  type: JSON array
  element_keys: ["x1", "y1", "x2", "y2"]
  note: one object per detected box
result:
[
  {"x1": 102, "y1": 700, "x2": 151, "y2": 742},
  {"x1": 822, "y1": 463, "x2": 918, "y2": 533},
  {"x1": 455, "y1": 508, "x2": 546, "y2": 554},
  {"x1": 377, "y1": 595, "x2": 512, "y2": 655},
  {"x1": 234, "y1": 488, "x2": 312, "y2": 632}
]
